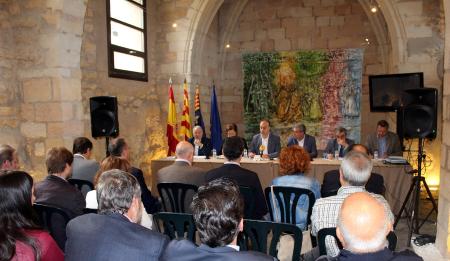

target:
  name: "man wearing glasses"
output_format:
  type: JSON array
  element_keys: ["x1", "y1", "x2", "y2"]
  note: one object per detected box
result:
[{"x1": 324, "y1": 127, "x2": 354, "y2": 158}]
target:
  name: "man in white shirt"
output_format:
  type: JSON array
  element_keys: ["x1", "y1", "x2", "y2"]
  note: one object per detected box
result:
[
  {"x1": 287, "y1": 123, "x2": 318, "y2": 159},
  {"x1": 249, "y1": 119, "x2": 281, "y2": 159}
]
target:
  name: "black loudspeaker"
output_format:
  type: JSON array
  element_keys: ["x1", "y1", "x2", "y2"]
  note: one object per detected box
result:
[
  {"x1": 90, "y1": 96, "x2": 119, "y2": 138},
  {"x1": 400, "y1": 88, "x2": 437, "y2": 139}
]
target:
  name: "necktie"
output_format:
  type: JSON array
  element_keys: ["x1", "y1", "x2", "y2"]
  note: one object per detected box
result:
[{"x1": 339, "y1": 145, "x2": 344, "y2": 157}]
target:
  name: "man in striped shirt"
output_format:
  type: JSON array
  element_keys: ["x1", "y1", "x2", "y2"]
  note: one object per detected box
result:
[{"x1": 311, "y1": 151, "x2": 394, "y2": 257}]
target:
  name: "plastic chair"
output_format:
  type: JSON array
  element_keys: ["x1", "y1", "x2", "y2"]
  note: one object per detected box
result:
[
  {"x1": 157, "y1": 183, "x2": 198, "y2": 213},
  {"x1": 153, "y1": 212, "x2": 196, "y2": 242},
  {"x1": 317, "y1": 227, "x2": 397, "y2": 255},
  {"x1": 33, "y1": 203, "x2": 71, "y2": 250},
  {"x1": 239, "y1": 186, "x2": 256, "y2": 219},
  {"x1": 239, "y1": 219, "x2": 303, "y2": 261},
  {"x1": 264, "y1": 186, "x2": 316, "y2": 226}
]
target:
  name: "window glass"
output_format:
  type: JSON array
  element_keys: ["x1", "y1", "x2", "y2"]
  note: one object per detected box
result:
[
  {"x1": 113, "y1": 52, "x2": 145, "y2": 73},
  {"x1": 111, "y1": 21, "x2": 144, "y2": 52},
  {"x1": 110, "y1": 0, "x2": 144, "y2": 28}
]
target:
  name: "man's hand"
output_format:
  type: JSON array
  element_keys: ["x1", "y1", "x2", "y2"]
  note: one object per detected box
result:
[
  {"x1": 248, "y1": 152, "x2": 256, "y2": 158},
  {"x1": 262, "y1": 154, "x2": 270, "y2": 159},
  {"x1": 194, "y1": 139, "x2": 203, "y2": 148}
]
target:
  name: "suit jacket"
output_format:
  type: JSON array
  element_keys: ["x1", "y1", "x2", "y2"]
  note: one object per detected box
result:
[
  {"x1": 130, "y1": 166, "x2": 160, "y2": 214},
  {"x1": 287, "y1": 134, "x2": 318, "y2": 158},
  {"x1": 321, "y1": 170, "x2": 385, "y2": 197},
  {"x1": 220, "y1": 137, "x2": 248, "y2": 153},
  {"x1": 161, "y1": 240, "x2": 275, "y2": 261},
  {"x1": 365, "y1": 131, "x2": 402, "y2": 156},
  {"x1": 249, "y1": 133, "x2": 281, "y2": 158},
  {"x1": 65, "y1": 213, "x2": 169, "y2": 261},
  {"x1": 157, "y1": 160, "x2": 206, "y2": 186},
  {"x1": 324, "y1": 138, "x2": 355, "y2": 155},
  {"x1": 71, "y1": 154, "x2": 99, "y2": 184},
  {"x1": 188, "y1": 137, "x2": 212, "y2": 156},
  {"x1": 205, "y1": 164, "x2": 268, "y2": 219}
]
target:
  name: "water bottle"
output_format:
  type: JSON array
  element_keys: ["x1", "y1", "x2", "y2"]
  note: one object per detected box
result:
[
  {"x1": 212, "y1": 149, "x2": 217, "y2": 158},
  {"x1": 194, "y1": 145, "x2": 199, "y2": 156},
  {"x1": 243, "y1": 149, "x2": 248, "y2": 158},
  {"x1": 334, "y1": 150, "x2": 339, "y2": 159},
  {"x1": 374, "y1": 150, "x2": 379, "y2": 160}
]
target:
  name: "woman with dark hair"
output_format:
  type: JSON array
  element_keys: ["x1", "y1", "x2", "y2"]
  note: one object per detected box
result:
[
  {"x1": 270, "y1": 146, "x2": 320, "y2": 229},
  {"x1": 0, "y1": 171, "x2": 63, "y2": 261},
  {"x1": 222, "y1": 123, "x2": 248, "y2": 152}
]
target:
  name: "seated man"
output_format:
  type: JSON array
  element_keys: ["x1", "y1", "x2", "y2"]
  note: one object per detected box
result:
[
  {"x1": 365, "y1": 120, "x2": 402, "y2": 158},
  {"x1": 109, "y1": 137, "x2": 160, "y2": 214},
  {"x1": 311, "y1": 151, "x2": 394, "y2": 257},
  {"x1": 321, "y1": 144, "x2": 385, "y2": 197},
  {"x1": 324, "y1": 127, "x2": 354, "y2": 158},
  {"x1": 71, "y1": 137, "x2": 99, "y2": 184},
  {"x1": 316, "y1": 192, "x2": 422, "y2": 261},
  {"x1": 206, "y1": 136, "x2": 268, "y2": 219},
  {"x1": 161, "y1": 178, "x2": 275, "y2": 261},
  {"x1": 65, "y1": 169, "x2": 169, "y2": 260},
  {"x1": 0, "y1": 144, "x2": 19, "y2": 170},
  {"x1": 249, "y1": 119, "x2": 281, "y2": 159},
  {"x1": 188, "y1": 125, "x2": 212, "y2": 156},
  {"x1": 287, "y1": 123, "x2": 317, "y2": 159}
]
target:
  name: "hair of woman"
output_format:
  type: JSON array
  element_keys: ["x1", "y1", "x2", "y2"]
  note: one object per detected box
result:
[
  {"x1": 279, "y1": 145, "x2": 310, "y2": 175},
  {"x1": 93, "y1": 156, "x2": 131, "y2": 186}
]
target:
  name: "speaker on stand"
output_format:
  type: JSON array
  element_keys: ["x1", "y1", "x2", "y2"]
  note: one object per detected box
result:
[{"x1": 90, "y1": 96, "x2": 119, "y2": 156}]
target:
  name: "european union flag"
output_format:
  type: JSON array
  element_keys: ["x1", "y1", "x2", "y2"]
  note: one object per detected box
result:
[{"x1": 210, "y1": 84, "x2": 222, "y2": 153}]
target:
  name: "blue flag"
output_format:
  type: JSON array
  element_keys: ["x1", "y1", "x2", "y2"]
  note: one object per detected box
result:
[{"x1": 210, "y1": 84, "x2": 222, "y2": 152}]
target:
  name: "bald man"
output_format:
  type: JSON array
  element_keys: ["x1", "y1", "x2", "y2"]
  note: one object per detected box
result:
[
  {"x1": 157, "y1": 141, "x2": 206, "y2": 186},
  {"x1": 316, "y1": 192, "x2": 422, "y2": 260}
]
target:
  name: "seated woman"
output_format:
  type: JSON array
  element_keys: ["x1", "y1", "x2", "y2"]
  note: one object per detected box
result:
[
  {"x1": 85, "y1": 156, "x2": 153, "y2": 229},
  {"x1": 222, "y1": 123, "x2": 248, "y2": 152},
  {"x1": 270, "y1": 146, "x2": 320, "y2": 229},
  {"x1": 0, "y1": 170, "x2": 64, "y2": 261}
]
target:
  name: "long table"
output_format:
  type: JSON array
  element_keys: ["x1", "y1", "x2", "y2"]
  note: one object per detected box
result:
[{"x1": 151, "y1": 157, "x2": 412, "y2": 214}]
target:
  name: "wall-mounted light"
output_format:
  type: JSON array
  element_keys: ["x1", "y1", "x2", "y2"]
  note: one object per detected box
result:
[
  {"x1": 225, "y1": 44, "x2": 230, "y2": 49},
  {"x1": 370, "y1": 0, "x2": 378, "y2": 13},
  {"x1": 172, "y1": 23, "x2": 177, "y2": 28}
]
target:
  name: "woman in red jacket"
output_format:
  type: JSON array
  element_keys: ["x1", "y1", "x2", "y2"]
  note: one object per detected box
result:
[{"x1": 0, "y1": 170, "x2": 63, "y2": 261}]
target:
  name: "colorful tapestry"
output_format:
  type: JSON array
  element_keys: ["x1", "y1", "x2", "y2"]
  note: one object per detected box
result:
[{"x1": 242, "y1": 49, "x2": 363, "y2": 149}]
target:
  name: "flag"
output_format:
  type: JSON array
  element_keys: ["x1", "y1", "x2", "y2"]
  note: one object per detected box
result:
[
  {"x1": 194, "y1": 85, "x2": 206, "y2": 134},
  {"x1": 180, "y1": 79, "x2": 192, "y2": 140},
  {"x1": 166, "y1": 78, "x2": 179, "y2": 156},
  {"x1": 210, "y1": 84, "x2": 222, "y2": 152}
]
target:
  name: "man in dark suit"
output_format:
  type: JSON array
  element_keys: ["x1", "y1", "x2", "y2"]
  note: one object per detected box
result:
[
  {"x1": 35, "y1": 147, "x2": 86, "y2": 249},
  {"x1": 324, "y1": 127, "x2": 355, "y2": 158},
  {"x1": 157, "y1": 141, "x2": 206, "y2": 186},
  {"x1": 109, "y1": 137, "x2": 160, "y2": 214},
  {"x1": 205, "y1": 136, "x2": 268, "y2": 219},
  {"x1": 287, "y1": 123, "x2": 317, "y2": 159},
  {"x1": 365, "y1": 120, "x2": 402, "y2": 158},
  {"x1": 188, "y1": 125, "x2": 212, "y2": 156},
  {"x1": 65, "y1": 169, "x2": 169, "y2": 261},
  {"x1": 161, "y1": 178, "x2": 274, "y2": 261},
  {"x1": 0, "y1": 144, "x2": 19, "y2": 170},
  {"x1": 249, "y1": 119, "x2": 281, "y2": 159},
  {"x1": 71, "y1": 137, "x2": 99, "y2": 185}
]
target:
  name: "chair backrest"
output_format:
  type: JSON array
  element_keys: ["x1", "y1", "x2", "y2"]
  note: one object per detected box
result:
[
  {"x1": 239, "y1": 186, "x2": 256, "y2": 219},
  {"x1": 83, "y1": 208, "x2": 98, "y2": 214},
  {"x1": 33, "y1": 203, "x2": 71, "y2": 250},
  {"x1": 239, "y1": 219, "x2": 303, "y2": 261},
  {"x1": 153, "y1": 212, "x2": 196, "y2": 242},
  {"x1": 157, "y1": 183, "x2": 198, "y2": 213},
  {"x1": 264, "y1": 186, "x2": 316, "y2": 225},
  {"x1": 317, "y1": 227, "x2": 397, "y2": 256},
  {"x1": 68, "y1": 179, "x2": 94, "y2": 197}
]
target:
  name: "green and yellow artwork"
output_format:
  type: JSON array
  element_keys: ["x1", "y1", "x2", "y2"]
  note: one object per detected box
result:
[{"x1": 242, "y1": 49, "x2": 363, "y2": 149}]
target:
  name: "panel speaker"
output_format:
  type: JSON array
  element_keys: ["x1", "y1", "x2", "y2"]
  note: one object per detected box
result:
[
  {"x1": 90, "y1": 96, "x2": 119, "y2": 138},
  {"x1": 401, "y1": 88, "x2": 437, "y2": 139}
]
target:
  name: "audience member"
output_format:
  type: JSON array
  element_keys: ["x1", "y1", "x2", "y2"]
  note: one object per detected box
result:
[
  {"x1": 0, "y1": 144, "x2": 19, "y2": 170},
  {"x1": 0, "y1": 171, "x2": 64, "y2": 261},
  {"x1": 205, "y1": 137, "x2": 268, "y2": 219},
  {"x1": 108, "y1": 137, "x2": 160, "y2": 213},
  {"x1": 287, "y1": 123, "x2": 317, "y2": 159},
  {"x1": 71, "y1": 137, "x2": 99, "y2": 184},
  {"x1": 223, "y1": 123, "x2": 248, "y2": 151},
  {"x1": 85, "y1": 156, "x2": 153, "y2": 229},
  {"x1": 188, "y1": 125, "x2": 212, "y2": 156},
  {"x1": 324, "y1": 127, "x2": 354, "y2": 158},
  {"x1": 161, "y1": 178, "x2": 275, "y2": 261},
  {"x1": 157, "y1": 141, "x2": 206, "y2": 186},
  {"x1": 321, "y1": 144, "x2": 385, "y2": 197},
  {"x1": 365, "y1": 120, "x2": 402, "y2": 158},
  {"x1": 65, "y1": 169, "x2": 169, "y2": 260},
  {"x1": 270, "y1": 146, "x2": 320, "y2": 229},
  {"x1": 249, "y1": 119, "x2": 281, "y2": 159},
  {"x1": 316, "y1": 192, "x2": 423, "y2": 261},
  {"x1": 311, "y1": 151, "x2": 394, "y2": 257},
  {"x1": 35, "y1": 147, "x2": 85, "y2": 217}
]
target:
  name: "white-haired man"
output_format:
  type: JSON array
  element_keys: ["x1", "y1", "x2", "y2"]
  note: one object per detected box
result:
[
  {"x1": 316, "y1": 192, "x2": 422, "y2": 260},
  {"x1": 188, "y1": 126, "x2": 212, "y2": 156},
  {"x1": 311, "y1": 151, "x2": 394, "y2": 257}
]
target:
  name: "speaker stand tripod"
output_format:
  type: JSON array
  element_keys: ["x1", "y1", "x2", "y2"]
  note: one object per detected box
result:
[{"x1": 393, "y1": 138, "x2": 438, "y2": 246}]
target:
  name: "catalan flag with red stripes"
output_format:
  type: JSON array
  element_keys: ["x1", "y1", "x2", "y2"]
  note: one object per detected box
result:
[
  {"x1": 166, "y1": 78, "x2": 179, "y2": 156},
  {"x1": 194, "y1": 85, "x2": 206, "y2": 134},
  {"x1": 180, "y1": 79, "x2": 192, "y2": 140}
]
